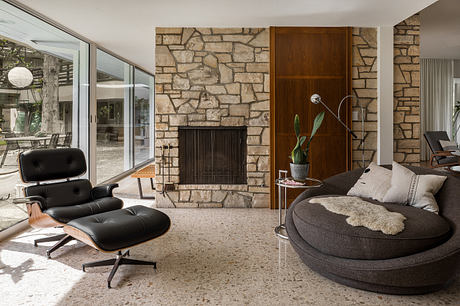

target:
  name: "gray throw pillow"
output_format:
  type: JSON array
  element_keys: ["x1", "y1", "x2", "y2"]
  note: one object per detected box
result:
[
  {"x1": 439, "y1": 140, "x2": 458, "y2": 152},
  {"x1": 382, "y1": 162, "x2": 447, "y2": 214},
  {"x1": 347, "y1": 162, "x2": 392, "y2": 202}
]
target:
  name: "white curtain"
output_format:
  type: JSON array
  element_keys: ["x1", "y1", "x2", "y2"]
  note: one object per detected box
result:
[{"x1": 420, "y1": 58, "x2": 454, "y2": 161}]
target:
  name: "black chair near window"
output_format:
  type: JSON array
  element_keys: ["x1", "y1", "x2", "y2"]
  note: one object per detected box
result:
[
  {"x1": 424, "y1": 131, "x2": 460, "y2": 168},
  {"x1": 48, "y1": 133, "x2": 59, "y2": 149},
  {"x1": 14, "y1": 148, "x2": 171, "y2": 288},
  {"x1": 14, "y1": 148, "x2": 123, "y2": 258},
  {"x1": 57, "y1": 132, "x2": 72, "y2": 148}
]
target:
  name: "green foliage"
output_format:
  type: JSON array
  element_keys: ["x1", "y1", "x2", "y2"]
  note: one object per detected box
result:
[
  {"x1": 291, "y1": 112, "x2": 325, "y2": 164},
  {"x1": 29, "y1": 112, "x2": 42, "y2": 134},
  {"x1": 14, "y1": 112, "x2": 25, "y2": 132}
]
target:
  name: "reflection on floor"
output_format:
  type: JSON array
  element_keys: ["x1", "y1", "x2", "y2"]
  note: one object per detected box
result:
[
  {"x1": 0, "y1": 169, "x2": 26, "y2": 232},
  {"x1": 0, "y1": 200, "x2": 27, "y2": 231},
  {"x1": 96, "y1": 142, "x2": 125, "y2": 183},
  {"x1": 96, "y1": 142, "x2": 150, "y2": 183},
  {"x1": 0, "y1": 198, "x2": 458, "y2": 305}
]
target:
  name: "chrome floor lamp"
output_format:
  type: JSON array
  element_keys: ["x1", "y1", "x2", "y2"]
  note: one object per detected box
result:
[{"x1": 310, "y1": 94, "x2": 366, "y2": 167}]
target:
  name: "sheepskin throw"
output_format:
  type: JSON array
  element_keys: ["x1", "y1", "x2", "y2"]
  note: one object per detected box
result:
[{"x1": 309, "y1": 196, "x2": 406, "y2": 235}]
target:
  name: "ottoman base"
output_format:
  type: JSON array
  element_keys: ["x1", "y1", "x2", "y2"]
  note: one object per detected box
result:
[
  {"x1": 34, "y1": 233, "x2": 75, "y2": 259},
  {"x1": 63, "y1": 205, "x2": 171, "y2": 288},
  {"x1": 82, "y1": 250, "x2": 156, "y2": 288}
]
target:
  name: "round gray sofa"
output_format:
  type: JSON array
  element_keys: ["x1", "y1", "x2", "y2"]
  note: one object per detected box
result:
[{"x1": 286, "y1": 166, "x2": 460, "y2": 295}]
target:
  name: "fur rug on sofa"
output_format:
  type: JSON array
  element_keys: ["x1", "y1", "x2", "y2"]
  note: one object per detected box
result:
[{"x1": 309, "y1": 196, "x2": 406, "y2": 235}]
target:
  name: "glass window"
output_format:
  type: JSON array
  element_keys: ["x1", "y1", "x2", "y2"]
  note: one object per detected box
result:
[
  {"x1": 0, "y1": 2, "x2": 89, "y2": 231},
  {"x1": 96, "y1": 49, "x2": 133, "y2": 183},
  {"x1": 134, "y1": 68, "x2": 154, "y2": 165}
]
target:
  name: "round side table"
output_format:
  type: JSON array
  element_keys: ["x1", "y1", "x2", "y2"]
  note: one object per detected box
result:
[{"x1": 274, "y1": 170, "x2": 323, "y2": 239}]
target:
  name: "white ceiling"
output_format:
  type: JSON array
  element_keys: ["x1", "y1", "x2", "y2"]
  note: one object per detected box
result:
[
  {"x1": 420, "y1": 0, "x2": 460, "y2": 59},
  {"x1": 13, "y1": 0, "x2": 437, "y2": 74}
]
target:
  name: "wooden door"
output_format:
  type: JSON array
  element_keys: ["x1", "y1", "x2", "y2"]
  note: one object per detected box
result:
[{"x1": 270, "y1": 27, "x2": 352, "y2": 209}]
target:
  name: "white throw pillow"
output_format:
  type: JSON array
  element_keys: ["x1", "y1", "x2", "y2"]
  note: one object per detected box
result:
[
  {"x1": 347, "y1": 162, "x2": 392, "y2": 202},
  {"x1": 382, "y1": 162, "x2": 447, "y2": 214},
  {"x1": 439, "y1": 140, "x2": 458, "y2": 151}
]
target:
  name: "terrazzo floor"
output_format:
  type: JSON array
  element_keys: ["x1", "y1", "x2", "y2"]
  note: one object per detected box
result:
[{"x1": 0, "y1": 198, "x2": 458, "y2": 306}]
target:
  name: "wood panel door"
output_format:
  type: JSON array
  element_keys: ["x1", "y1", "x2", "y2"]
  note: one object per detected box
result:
[{"x1": 270, "y1": 27, "x2": 352, "y2": 209}]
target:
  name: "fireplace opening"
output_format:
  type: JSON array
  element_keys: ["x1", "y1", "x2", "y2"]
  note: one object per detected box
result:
[{"x1": 179, "y1": 127, "x2": 247, "y2": 184}]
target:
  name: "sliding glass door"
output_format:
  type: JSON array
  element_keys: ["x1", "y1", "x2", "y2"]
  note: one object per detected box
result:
[
  {"x1": 0, "y1": 1, "x2": 89, "y2": 230},
  {"x1": 95, "y1": 50, "x2": 133, "y2": 183},
  {"x1": 134, "y1": 68, "x2": 154, "y2": 165},
  {"x1": 0, "y1": 1, "x2": 155, "y2": 233}
]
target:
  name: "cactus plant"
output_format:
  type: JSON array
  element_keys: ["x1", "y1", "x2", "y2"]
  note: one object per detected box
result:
[{"x1": 291, "y1": 112, "x2": 325, "y2": 164}]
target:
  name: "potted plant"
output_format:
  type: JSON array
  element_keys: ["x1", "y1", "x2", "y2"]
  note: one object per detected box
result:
[{"x1": 290, "y1": 112, "x2": 325, "y2": 180}]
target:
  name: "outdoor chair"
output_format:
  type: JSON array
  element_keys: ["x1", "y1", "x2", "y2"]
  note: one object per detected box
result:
[
  {"x1": 424, "y1": 131, "x2": 460, "y2": 168},
  {"x1": 57, "y1": 132, "x2": 72, "y2": 148},
  {"x1": 48, "y1": 133, "x2": 59, "y2": 149}
]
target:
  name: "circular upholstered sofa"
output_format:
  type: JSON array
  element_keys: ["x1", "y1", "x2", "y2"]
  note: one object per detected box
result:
[{"x1": 286, "y1": 166, "x2": 460, "y2": 295}]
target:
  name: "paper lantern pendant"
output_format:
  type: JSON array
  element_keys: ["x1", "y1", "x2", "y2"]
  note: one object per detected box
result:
[{"x1": 8, "y1": 67, "x2": 33, "y2": 88}]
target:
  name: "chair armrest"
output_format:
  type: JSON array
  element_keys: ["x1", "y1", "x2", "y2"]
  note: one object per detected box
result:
[
  {"x1": 433, "y1": 151, "x2": 454, "y2": 156},
  {"x1": 91, "y1": 183, "x2": 119, "y2": 200},
  {"x1": 13, "y1": 196, "x2": 46, "y2": 210}
]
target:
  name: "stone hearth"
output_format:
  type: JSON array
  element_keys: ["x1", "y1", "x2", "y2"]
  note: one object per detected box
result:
[{"x1": 155, "y1": 27, "x2": 270, "y2": 208}]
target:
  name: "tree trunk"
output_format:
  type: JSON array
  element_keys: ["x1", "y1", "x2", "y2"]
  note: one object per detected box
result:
[{"x1": 41, "y1": 54, "x2": 60, "y2": 134}]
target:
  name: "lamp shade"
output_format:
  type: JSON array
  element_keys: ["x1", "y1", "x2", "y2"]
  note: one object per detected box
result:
[{"x1": 8, "y1": 67, "x2": 33, "y2": 88}]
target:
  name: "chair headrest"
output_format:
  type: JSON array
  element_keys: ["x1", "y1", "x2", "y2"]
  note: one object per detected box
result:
[
  {"x1": 424, "y1": 131, "x2": 450, "y2": 152},
  {"x1": 19, "y1": 148, "x2": 87, "y2": 183}
]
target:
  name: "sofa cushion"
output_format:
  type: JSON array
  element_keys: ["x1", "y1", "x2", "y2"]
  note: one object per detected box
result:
[
  {"x1": 383, "y1": 162, "x2": 447, "y2": 213},
  {"x1": 292, "y1": 196, "x2": 451, "y2": 260},
  {"x1": 347, "y1": 162, "x2": 392, "y2": 202}
]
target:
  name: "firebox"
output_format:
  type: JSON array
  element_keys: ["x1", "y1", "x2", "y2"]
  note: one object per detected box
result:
[{"x1": 179, "y1": 127, "x2": 247, "y2": 184}]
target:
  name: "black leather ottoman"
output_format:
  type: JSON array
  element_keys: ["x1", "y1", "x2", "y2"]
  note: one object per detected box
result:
[{"x1": 64, "y1": 205, "x2": 171, "y2": 288}]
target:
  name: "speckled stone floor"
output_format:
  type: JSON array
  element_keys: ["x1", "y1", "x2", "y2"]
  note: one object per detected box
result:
[{"x1": 0, "y1": 199, "x2": 458, "y2": 305}]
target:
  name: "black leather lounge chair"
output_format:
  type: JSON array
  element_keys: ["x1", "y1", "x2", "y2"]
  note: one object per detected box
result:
[
  {"x1": 14, "y1": 148, "x2": 123, "y2": 258},
  {"x1": 15, "y1": 148, "x2": 171, "y2": 288}
]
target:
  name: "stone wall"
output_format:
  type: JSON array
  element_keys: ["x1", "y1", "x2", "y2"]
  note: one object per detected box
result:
[
  {"x1": 393, "y1": 15, "x2": 420, "y2": 165},
  {"x1": 351, "y1": 15, "x2": 421, "y2": 169},
  {"x1": 155, "y1": 28, "x2": 270, "y2": 208},
  {"x1": 351, "y1": 28, "x2": 378, "y2": 169}
]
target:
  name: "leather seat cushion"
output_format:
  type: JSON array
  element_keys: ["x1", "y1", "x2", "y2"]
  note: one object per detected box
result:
[
  {"x1": 438, "y1": 156, "x2": 459, "y2": 165},
  {"x1": 292, "y1": 196, "x2": 451, "y2": 260},
  {"x1": 45, "y1": 197, "x2": 123, "y2": 223},
  {"x1": 66, "y1": 205, "x2": 171, "y2": 252}
]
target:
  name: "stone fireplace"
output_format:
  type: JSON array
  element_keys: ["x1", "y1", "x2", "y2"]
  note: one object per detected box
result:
[
  {"x1": 179, "y1": 127, "x2": 247, "y2": 185},
  {"x1": 155, "y1": 27, "x2": 270, "y2": 208}
]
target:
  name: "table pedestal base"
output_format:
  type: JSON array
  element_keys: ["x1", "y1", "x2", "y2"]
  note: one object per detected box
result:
[{"x1": 275, "y1": 224, "x2": 288, "y2": 240}]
